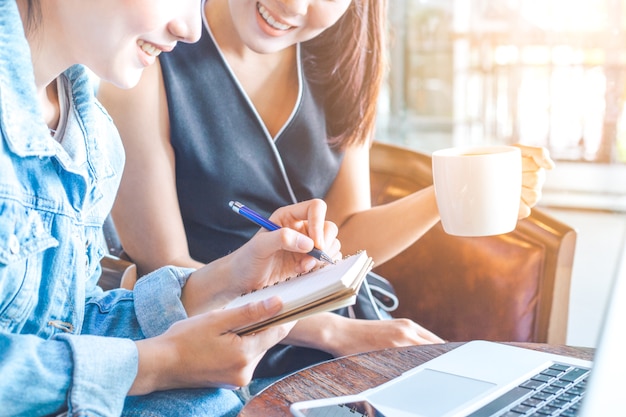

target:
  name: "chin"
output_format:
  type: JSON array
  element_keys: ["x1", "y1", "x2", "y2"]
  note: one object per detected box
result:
[
  {"x1": 246, "y1": 36, "x2": 291, "y2": 55},
  {"x1": 106, "y1": 70, "x2": 144, "y2": 90}
]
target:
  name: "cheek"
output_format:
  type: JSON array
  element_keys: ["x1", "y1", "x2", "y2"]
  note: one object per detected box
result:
[
  {"x1": 306, "y1": 3, "x2": 351, "y2": 35},
  {"x1": 120, "y1": 0, "x2": 174, "y2": 32}
]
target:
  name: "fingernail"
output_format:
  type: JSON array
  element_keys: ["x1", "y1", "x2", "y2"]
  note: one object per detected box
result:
[{"x1": 296, "y1": 235, "x2": 312, "y2": 251}]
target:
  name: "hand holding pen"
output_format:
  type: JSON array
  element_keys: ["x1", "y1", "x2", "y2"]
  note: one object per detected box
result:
[{"x1": 229, "y1": 201, "x2": 335, "y2": 265}]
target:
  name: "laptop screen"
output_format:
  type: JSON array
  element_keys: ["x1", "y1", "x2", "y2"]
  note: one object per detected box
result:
[{"x1": 577, "y1": 262, "x2": 626, "y2": 416}]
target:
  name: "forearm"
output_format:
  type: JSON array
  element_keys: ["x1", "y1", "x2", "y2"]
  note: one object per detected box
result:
[
  {"x1": 338, "y1": 186, "x2": 440, "y2": 264},
  {"x1": 281, "y1": 313, "x2": 348, "y2": 357},
  {"x1": 282, "y1": 313, "x2": 447, "y2": 359}
]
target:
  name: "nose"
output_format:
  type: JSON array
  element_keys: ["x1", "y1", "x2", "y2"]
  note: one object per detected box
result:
[{"x1": 168, "y1": 0, "x2": 202, "y2": 43}]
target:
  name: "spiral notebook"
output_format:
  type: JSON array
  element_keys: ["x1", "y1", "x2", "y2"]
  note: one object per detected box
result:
[{"x1": 224, "y1": 251, "x2": 373, "y2": 335}]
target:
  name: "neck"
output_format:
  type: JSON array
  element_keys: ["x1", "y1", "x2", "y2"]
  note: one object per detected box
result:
[
  {"x1": 205, "y1": 0, "x2": 241, "y2": 55},
  {"x1": 205, "y1": 0, "x2": 296, "y2": 65},
  {"x1": 18, "y1": 0, "x2": 70, "y2": 91},
  {"x1": 17, "y1": 0, "x2": 64, "y2": 129}
]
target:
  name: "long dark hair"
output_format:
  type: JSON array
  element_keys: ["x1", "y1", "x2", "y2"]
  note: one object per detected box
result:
[{"x1": 302, "y1": 0, "x2": 388, "y2": 148}]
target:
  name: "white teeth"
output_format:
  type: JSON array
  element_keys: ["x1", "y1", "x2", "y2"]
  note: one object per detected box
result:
[
  {"x1": 257, "y1": 4, "x2": 292, "y2": 31},
  {"x1": 137, "y1": 40, "x2": 162, "y2": 57}
]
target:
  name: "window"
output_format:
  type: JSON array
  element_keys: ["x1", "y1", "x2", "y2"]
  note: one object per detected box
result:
[{"x1": 378, "y1": 0, "x2": 626, "y2": 163}]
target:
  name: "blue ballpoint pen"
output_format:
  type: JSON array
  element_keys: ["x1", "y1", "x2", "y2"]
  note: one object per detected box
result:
[{"x1": 229, "y1": 201, "x2": 334, "y2": 265}]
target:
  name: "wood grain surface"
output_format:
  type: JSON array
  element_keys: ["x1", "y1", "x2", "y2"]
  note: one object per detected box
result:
[{"x1": 239, "y1": 342, "x2": 594, "y2": 417}]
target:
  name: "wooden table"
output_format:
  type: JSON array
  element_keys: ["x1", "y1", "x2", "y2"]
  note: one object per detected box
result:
[{"x1": 239, "y1": 342, "x2": 594, "y2": 417}]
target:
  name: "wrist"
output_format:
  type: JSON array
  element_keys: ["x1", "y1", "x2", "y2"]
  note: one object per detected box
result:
[
  {"x1": 130, "y1": 337, "x2": 179, "y2": 395},
  {"x1": 319, "y1": 314, "x2": 353, "y2": 357},
  {"x1": 284, "y1": 313, "x2": 349, "y2": 357},
  {"x1": 180, "y1": 254, "x2": 236, "y2": 316}
]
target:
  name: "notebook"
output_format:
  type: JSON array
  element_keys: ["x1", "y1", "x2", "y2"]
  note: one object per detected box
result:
[
  {"x1": 291, "y1": 258, "x2": 626, "y2": 416},
  {"x1": 224, "y1": 251, "x2": 373, "y2": 335}
]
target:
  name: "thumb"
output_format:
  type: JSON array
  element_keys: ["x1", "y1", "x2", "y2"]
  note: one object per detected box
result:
[
  {"x1": 221, "y1": 296, "x2": 284, "y2": 335},
  {"x1": 249, "y1": 227, "x2": 315, "y2": 259}
]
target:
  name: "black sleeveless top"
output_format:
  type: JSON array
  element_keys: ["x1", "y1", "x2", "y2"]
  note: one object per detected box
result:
[{"x1": 160, "y1": 25, "x2": 343, "y2": 264}]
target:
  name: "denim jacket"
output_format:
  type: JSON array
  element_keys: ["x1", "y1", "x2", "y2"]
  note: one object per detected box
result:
[{"x1": 0, "y1": 2, "x2": 192, "y2": 415}]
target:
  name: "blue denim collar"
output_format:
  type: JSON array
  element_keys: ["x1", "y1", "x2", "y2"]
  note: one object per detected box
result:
[{"x1": 0, "y1": 1, "x2": 117, "y2": 188}]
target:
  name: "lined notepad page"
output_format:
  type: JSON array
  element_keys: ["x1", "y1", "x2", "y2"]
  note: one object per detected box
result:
[{"x1": 224, "y1": 251, "x2": 369, "y2": 312}]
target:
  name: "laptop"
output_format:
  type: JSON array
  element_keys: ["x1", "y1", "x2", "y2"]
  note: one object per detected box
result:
[{"x1": 291, "y1": 262, "x2": 626, "y2": 416}]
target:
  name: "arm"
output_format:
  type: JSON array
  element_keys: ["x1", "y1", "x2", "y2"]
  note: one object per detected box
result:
[
  {"x1": 1, "y1": 263, "x2": 286, "y2": 415},
  {"x1": 282, "y1": 313, "x2": 445, "y2": 356},
  {"x1": 98, "y1": 61, "x2": 202, "y2": 276},
  {"x1": 82, "y1": 199, "x2": 339, "y2": 399},
  {"x1": 129, "y1": 198, "x2": 341, "y2": 393},
  {"x1": 276, "y1": 143, "x2": 553, "y2": 356},
  {"x1": 324, "y1": 142, "x2": 554, "y2": 266},
  {"x1": 324, "y1": 143, "x2": 440, "y2": 265},
  {"x1": 131, "y1": 294, "x2": 292, "y2": 393}
]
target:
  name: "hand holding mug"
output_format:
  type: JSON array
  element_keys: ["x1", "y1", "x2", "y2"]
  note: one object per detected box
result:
[
  {"x1": 515, "y1": 144, "x2": 555, "y2": 218},
  {"x1": 432, "y1": 144, "x2": 554, "y2": 237}
]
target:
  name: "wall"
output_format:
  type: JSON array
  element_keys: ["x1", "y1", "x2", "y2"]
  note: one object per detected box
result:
[{"x1": 540, "y1": 162, "x2": 626, "y2": 348}]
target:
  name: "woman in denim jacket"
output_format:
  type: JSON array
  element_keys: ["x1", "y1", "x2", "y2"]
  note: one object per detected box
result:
[{"x1": 0, "y1": 1, "x2": 340, "y2": 416}]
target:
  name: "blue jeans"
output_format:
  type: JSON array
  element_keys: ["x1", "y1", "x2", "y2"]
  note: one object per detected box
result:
[
  {"x1": 122, "y1": 388, "x2": 243, "y2": 417},
  {"x1": 234, "y1": 376, "x2": 283, "y2": 404}
]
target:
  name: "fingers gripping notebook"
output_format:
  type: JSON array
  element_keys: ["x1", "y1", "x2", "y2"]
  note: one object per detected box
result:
[{"x1": 224, "y1": 251, "x2": 373, "y2": 335}]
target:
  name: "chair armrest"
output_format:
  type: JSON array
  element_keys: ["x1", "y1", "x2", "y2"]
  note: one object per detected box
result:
[{"x1": 99, "y1": 254, "x2": 137, "y2": 291}]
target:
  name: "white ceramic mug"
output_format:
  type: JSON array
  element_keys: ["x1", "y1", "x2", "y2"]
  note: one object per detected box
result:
[{"x1": 432, "y1": 145, "x2": 522, "y2": 237}]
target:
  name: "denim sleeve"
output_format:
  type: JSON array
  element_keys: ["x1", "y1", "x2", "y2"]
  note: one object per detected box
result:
[
  {"x1": 0, "y1": 266, "x2": 194, "y2": 416},
  {"x1": 83, "y1": 265, "x2": 195, "y2": 339},
  {"x1": 57, "y1": 334, "x2": 138, "y2": 416},
  {"x1": 133, "y1": 266, "x2": 196, "y2": 338},
  {"x1": 0, "y1": 333, "x2": 136, "y2": 417},
  {"x1": 42, "y1": 266, "x2": 193, "y2": 416}
]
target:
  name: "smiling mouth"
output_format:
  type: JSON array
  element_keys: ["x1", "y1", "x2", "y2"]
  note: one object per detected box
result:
[
  {"x1": 257, "y1": 3, "x2": 293, "y2": 31},
  {"x1": 137, "y1": 40, "x2": 162, "y2": 57}
]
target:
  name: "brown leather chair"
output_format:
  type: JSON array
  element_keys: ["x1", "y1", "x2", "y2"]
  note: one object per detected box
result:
[
  {"x1": 98, "y1": 216, "x2": 137, "y2": 291},
  {"x1": 370, "y1": 141, "x2": 576, "y2": 344},
  {"x1": 99, "y1": 254, "x2": 136, "y2": 291}
]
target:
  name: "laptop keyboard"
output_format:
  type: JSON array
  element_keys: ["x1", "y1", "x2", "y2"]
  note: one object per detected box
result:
[{"x1": 467, "y1": 363, "x2": 590, "y2": 417}]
